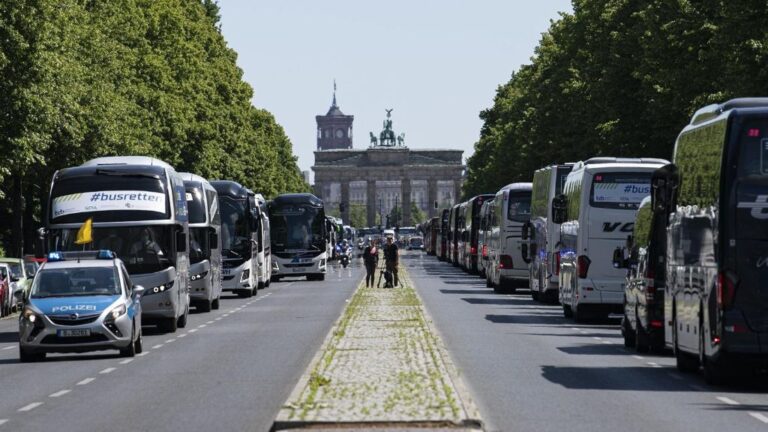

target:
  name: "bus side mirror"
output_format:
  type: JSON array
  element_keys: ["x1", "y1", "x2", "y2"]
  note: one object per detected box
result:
[
  {"x1": 521, "y1": 222, "x2": 530, "y2": 240},
  {"x1": 652, "y1": 163, "x2": 679, "y2": 215},
  {"x1": 176, "y1": 229, "x2": 187, "y2": 253},
  {"x1": 551, "y1": 195, "x2": 568, "y2": 224}
]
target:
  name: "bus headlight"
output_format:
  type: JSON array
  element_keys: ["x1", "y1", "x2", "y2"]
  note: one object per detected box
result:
[
  {"x1": 240, "y1": 269, "x2": 250, "y2": 282},
  {"x1": 147, "y1": 281, "x2": 174, "y2": 295},
  {"x1": 191, "y1": 271, "x2": 208, "y2": 281}
]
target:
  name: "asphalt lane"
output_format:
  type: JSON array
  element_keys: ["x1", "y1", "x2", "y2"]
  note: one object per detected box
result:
[
  {"x1": 0, "y1": 261, "x2": 362, "y2": 432},
  {"x1": 404, "y1": 251, "x2": 768, "y2": 432}
]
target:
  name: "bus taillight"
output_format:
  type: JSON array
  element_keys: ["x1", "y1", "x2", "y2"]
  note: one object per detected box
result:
[{"x1": 717, "y1": 271, "x2": 737, "y2": 310}]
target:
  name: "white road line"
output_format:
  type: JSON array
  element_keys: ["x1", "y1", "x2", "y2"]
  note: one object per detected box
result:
[
  {"x1": 177, "y1": 333, "x2": 187, "y2": 338},
  {"x1": 197, "y1": 324, "x2": 206, "y2": 328},
  {"x1": 119, "y1": 359, "x2": 134, "y2": 365},
  {"x1": 716, "y1": 396, "x2": 740, "y2": 406},
  {"x1": 165, "y1": 339, "x2": 176, "y2": 343},
  {"x1": 77, "y1": 377, "x2": 95, "y2": 386},
  {"x1": 189, "y1": 329, "x2": 198, "y2": 333},
  {"x1": 0, "y1": 419, "x2": 7, "y2": 426},
  {"x1": 214, "y1": 317, "x2": 222, "y2": 321},
  {"x1": 647, "y1": 362, "x2": 662, "y2": 368},
  {"x1": 632, "y1": 355, "x2": 645, "y2": 360},
  {"x1": 49, "y1": 389, "x2": 71, "y2": 398},
  {"x1": 206, "y1": 321, "x2": 214, "y2": 324},
  {"x1": 593, "y1": 337, "x2": 602, "y2": 341},
  {"x1": 749, "y1": 412, "x2": 768, "y2": 424},
  {"x1": 152, "y1": 344, "x2": 163, "y2": 349},
  {"x1": 137, "y1": 351, "x2": 149, "y2": 357},
  {"x1": 2, "y1": 346, "x2": 14, "y2": 350},
  {"x1": 18, "y1": 402, "x2": 43, "y2": 412},
  {"x1": 99, "y1": 367, "x2": 116, "y2": 374},
  {"x1": 222, "y1": 314, "x2": 230, "y2": 317},
  {"x1": 602, "y1": 340, "x2": 612, "y2": 344},
  {"x1": 571, "y1": 327, "x2": 580, "y2": 331}
]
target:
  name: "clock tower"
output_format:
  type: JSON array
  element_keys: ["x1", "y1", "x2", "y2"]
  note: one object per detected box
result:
[{"x1": 316, "y1": 82, "x2": 353, "y2": 150}]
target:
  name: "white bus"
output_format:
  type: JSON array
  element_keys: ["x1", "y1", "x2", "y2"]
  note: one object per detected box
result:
[
  {"x1": 253, "y1": 194, "x2": 272, "y2": 289},
  {"x1": 269, "y1": 194, "x2": 328, "y2": 281},
  {"x1": 526, "y1": 164, "x2": 573, "y2": 303},
  {"x1": 553, "y1": 158, "x2": 667, "y2": 321},
  {"x1": 486, "y1": 183, "x2": 532, "y2": 293},
  {"x1": 46, "y1": 156, "x2": 191, "y2": 332},
  {"x1": 211, "y1": 181, "x2": 260, "y2": 298},
  {"x1": 181, "y1": 173, "x2": 222, "y2": 312}
]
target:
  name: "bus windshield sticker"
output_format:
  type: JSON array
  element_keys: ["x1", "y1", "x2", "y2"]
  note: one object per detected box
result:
[
  {"x1": 52, "y1": 191, "x2": 166, "y2": 218},
  {"x1": 592, "y1": 183, "x2": 650, "y2": 204}
]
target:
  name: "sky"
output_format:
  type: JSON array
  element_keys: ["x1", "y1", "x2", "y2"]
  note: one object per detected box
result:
[{"x1": 217, "y1": 1, "x2": 573, "y2": 180}]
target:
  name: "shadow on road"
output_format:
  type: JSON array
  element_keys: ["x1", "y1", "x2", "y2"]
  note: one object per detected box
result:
[
  {"x1": 439, "y1": 289, "x2": 495, "y2": 295},
  {"x1": 0, "y1": 331, "x2": 19, "y2": 343}
]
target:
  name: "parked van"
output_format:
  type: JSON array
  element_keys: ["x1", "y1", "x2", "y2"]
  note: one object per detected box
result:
[
  {"x1": 526, "y1": 163, "x2": 573, "y2": 303},
  {"x1": 486, "y1": 183, "x2": 532, "y2": 293},
  {"x1": 553, "y1": 157, "x2": 667, "y2": 322},
  {"x1": 656, "y1": 98, "x2": 768, "y2": 382}
]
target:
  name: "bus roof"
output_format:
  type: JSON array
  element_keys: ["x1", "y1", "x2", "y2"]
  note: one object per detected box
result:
[
  {"x1": 690, "y1": 98, "x2": 768, "y2": 125},
  {"x1": 499, "y1": 182, "x2": 532, "y2": 192},
  {"x1": 272, "y1": 193, "x2": 323, "y2": 207},
  {"x1": 80, "y1": 156, "x2": 175, "y2": 171},
  {"x1": 210, "y1": 180, "x2": 252, "y2": 199},
  {"x1": 55, "y1": 164, "x2": 166, "y2": 181}
]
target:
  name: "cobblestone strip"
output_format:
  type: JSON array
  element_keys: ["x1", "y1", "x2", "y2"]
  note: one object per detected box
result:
[{"x1": 274, "y1": 266, "x2": 483, "y2": 430}]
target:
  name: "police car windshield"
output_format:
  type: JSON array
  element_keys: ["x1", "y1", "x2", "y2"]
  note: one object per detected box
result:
[{"x1": 31, "y1": 267, "x2": 120, "y2": 298}]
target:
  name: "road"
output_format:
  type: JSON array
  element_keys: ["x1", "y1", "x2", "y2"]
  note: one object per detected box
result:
[
  {"x1": 0, "y1": 263, "x2": 362, "y2": 432},
  {"x1": 404, "y1": 252, "x2": 768, "y2": 432}
]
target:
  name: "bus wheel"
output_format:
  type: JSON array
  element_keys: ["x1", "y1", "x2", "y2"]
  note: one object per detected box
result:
[
  {"x1": 563, "y1": 304, "x2": 573, "y2": 318},
  {"x1": 159, "y1": 317, "x2": 177, "y2": 333},
  {"x1": 622, "y1": 315, "x2": 636, "y2": 348},
  {"x1": 177, "y1": 307, "x2": 188, "y2": 328},
  {"x1": 674, "y1": 327, "x2": 699, "y2": 373},
  {"x1": 635, "y1": 317, "x2": 650, "y2": 353},
  {"x1": 198, "y1": 299, "x2": 212, "y2": 313},
  {"x1": 211, "y1": 297, "x2": 220, "y2": 310}
]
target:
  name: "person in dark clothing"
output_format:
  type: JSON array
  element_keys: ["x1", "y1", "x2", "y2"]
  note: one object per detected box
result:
[
  {"x1": 362, "y1": 238, "x2": 379, "y2": 287},
  {"x1": 383, "y1": 235, "x2": 399, "y2": 287}
]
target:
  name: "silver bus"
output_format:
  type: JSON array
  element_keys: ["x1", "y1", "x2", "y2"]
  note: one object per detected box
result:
[
  {"x1": 211, "y1": 181, "x2": 259, "y2": 298},
  {"x1": 253, "y1": 193, "x2": 272, "y2": 289},
  {"x1": 181, "y1": 173, "x2": 222, "y2": 312},
  {"x1": 46, "y1": 156, "x2": 190, "y2": 332},
  {"x1": 269, "y1": 194, "x2": 328, "y2": 281}
]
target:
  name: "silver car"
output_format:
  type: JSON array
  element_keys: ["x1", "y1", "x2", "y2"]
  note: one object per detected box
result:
[{"x1": 19, "y1": 251, "x2": 144, "y2": 362}]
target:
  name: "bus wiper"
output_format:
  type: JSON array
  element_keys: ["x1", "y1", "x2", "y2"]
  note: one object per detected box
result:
[{"x1": 223, "y1": 249, "x2": 242, "y2": 258}]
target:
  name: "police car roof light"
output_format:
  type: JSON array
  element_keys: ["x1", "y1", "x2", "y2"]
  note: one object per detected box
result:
[{"x1": 46, "y1": 250, "x2": 115, "y2": 262}]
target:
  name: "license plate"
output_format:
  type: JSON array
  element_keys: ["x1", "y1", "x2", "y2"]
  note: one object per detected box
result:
[
  {"x1": 292, "y1": 268, "x2": 304, "y2": 273},
  {"x1": 57, "y1": 329, "x2": 91, "y2": 337}
]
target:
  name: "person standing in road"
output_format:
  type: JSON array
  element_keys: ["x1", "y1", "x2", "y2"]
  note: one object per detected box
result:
[
  {"x1": 362, "y1": 238, "x2": 378, "y2": 288},
  {"x1": 383, "y1": 234, "x2": 399, "y2": 287}
]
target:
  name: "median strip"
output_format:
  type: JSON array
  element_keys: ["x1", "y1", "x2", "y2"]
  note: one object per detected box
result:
[{"x1": 273, "y1": 265, "x2": 482, "y2": 430}]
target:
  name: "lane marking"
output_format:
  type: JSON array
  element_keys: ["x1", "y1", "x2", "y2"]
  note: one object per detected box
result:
[
  {"x1": 647, "y1": 362, "x2": 662, "y2": 368},
  {"x1": 749, "y1": 412, "x2": 768, "y2": 424},
  {"x1": 601, "y1": 340, "x2": 612, "y2": 344},
  {"x1": 593, "y1": 337, "x2": 602, "y2": 341},
  {"x1": 571, "y1": 327, "x2": 580, "y2": 331},
  {"x1": 2, "y1": 346, "x2": 14, "y2": 350},
  {"x1": 77, "y1": 378, "x2": 95, "y2": 386},
  {"x1": 165, "y1": 339, "x2": 176, "y2": 343},
  {"x1": 0, "y1": 420, "x2": 7, "y2": 426},
  {"x1": 119, "y1": 358, "x2": 134, "y2": 365},
  {"x1": 197, "y1": 324, "x2": 206, "y2": 328},
  {"x1": 632, "y1": 355, "x2": 645, "y2": 360},
  {"x1": 206, "y1": 321, "x2": 214, "y2": 324},
  {"x1": 137, "y1": 351, "x2": 149, "y2": 357},
  {"x1": 18, "y1": 402, "x2": 43, "y2": 412},
  {"x1": 177, "y1": 333, "x2": 187, "y2": 338},
  {"x1": 716, "y1": 396, "x2": 740, "y2": 406},
  {"x1": 189, "y1": 329, "x2": 198, "y2": 333},
  {"x1": 152, "y1": 344, "x2": 163, "y2": 349},
  {"x1": 99, "y1": 367, "x2": 116, "y2": 374},
  {"x1": 49, "y1": 389, "x2": 71, "y2": 398},
  {"x1": 214, "y1": 317, "x2": 222, "y2": 321},
  {"x1": 222, "y1": 314, "x2": 230, "y2": 317}
]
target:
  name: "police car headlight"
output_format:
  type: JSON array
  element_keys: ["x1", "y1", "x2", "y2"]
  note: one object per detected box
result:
[
  {"x1": 108, "y1": 304, "x2": 127, "y2": 320},
  {"x1": 23, "y1": 307, "x2": 38, "y2": 323},
  {"x1": 191, "y1": 271, "x2": 208, "y2": 281}
]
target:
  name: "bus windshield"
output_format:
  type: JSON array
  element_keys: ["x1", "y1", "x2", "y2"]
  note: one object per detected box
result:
[
  {"x1": 219, "y1": 197, "x2": 252, "y2": 260},
  {"x1": 590, "y1": 172, "x2": 652, "y2": 210},
  {"x1": 52, "y1": 226, "x2": 173, "y2": 274},
  {"x1": 270, "y1": 205, "x2": 325, "y2": 252},
  {"x1": 50, "y1": 173, "x2": 169, "y2": 223},
  {"x1": 189, "y1": 227, "x2": 211, "y2": 264},
  {"x1": 186, "y1": 185, "x2": 207, "y2": 224},
  {"x1": 508, "y1": 192, "x2": 532, "y2": 222}
]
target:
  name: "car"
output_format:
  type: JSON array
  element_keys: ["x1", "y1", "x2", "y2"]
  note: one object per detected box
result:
[
  {"x1": 0, "y1": 257, "x2": 33, "y2": 311},
  {"x1": 407, "y1": 236, "x2": 424, "y2": 250},
  {"x1": 19, "y1": 250, "x2": 144, "y2": 362}
]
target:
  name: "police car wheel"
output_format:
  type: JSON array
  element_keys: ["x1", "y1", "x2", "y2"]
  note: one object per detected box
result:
[
  {"x1": 120, "y1": 332, "x2": 136, "y2": 357},
  {"x1": 134, "y1": 328, "x2": 143, "y2": 354},
  {"x1": 19, "y1": 346, "x2": 44, "y2": 363}
]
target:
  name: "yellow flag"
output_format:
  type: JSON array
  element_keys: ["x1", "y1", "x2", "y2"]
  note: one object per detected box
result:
[{"x1": 75, "y1": 217, "x2": 93, "y2": 245}]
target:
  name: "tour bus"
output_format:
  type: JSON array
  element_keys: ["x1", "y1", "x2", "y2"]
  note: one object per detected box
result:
[
  {"x1": 526, "y1": 163, "x2": 573, "y2": 303},
  {"x1": 455, "y1": 202, "x2": 469, "y2": 268},
  {"x1": 436, "y1": 209, "x2": 450, "y2": 261},
  {"x1": 427, "y1": 217, "x2": 439, "y2": 256},
  {"x1": 269, "y1": 194, "x2": 328, "y2": 281},
  {"x1": 253, "y1": 193, "x2": 272, "y2": 289},
  {"x1": 477, "y1": 200, "x2": 494, "y2": 278},
  {"x1": 210, "y1": 181, "x2": 259, "y2": 298},
  {"x1": 612, "y1": 194, "x2": 668, "y2": 352},
  {"x1": 448, "y1": 204, "x2": 461, "y2": 265},
  {"x1": 46, "y1": 156, "x2": 190, "y2": 332},
  {"x1": 181, "y1": 173, "x2": 222, "y2": 312},
  {"x1": 486, "y1": 183, "x2": 532, "y2": 293},
  {"x1": 461, "y1": 194, "x2": 494, "y2": 273},
  {"x1": 553, "y1": 157, "x2": 667, "y2": 322},
  {"x1": 655, "y1": 98, "x2": 768, "y2": 381}
]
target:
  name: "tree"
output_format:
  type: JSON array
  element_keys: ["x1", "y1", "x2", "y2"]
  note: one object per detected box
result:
[{"x1": 410, "y1": 202, "x2": 426, "y2": 225}]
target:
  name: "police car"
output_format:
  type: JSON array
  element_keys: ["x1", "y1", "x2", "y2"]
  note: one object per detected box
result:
[{"x1": 19, "y1": 251, "x2": 144, "y2": 362}]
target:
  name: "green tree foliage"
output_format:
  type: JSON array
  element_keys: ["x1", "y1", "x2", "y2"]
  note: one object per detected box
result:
[
  {"x1": 348, "y1": 203, "x2": 368, "y2": 228},
  {"x1": 0, "y1": 0, "x2": 308, "y2": 255},
  {"x1": 464, "y1": 0, "x2": 768, "y2": 198},
  {"x1": 410, "y1": 202, "x2": 426, "y2": 225}
]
